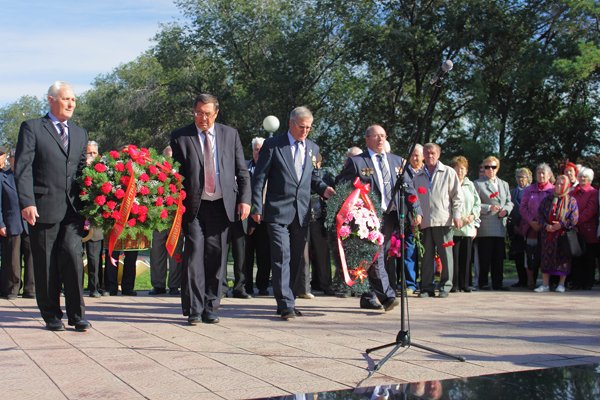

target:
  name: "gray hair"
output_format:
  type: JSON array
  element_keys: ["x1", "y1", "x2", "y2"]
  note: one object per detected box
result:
[
  {"x1": 87, "y1": 140, "x2": 99, "y2": 149},
  {"x1": 193, "y1": 93, "x2": 219, "y2": 111},
  {"x1": 347, "y1": 146, "x2": 362, "y2": 157},
  {"x1": 48, "y1": 81, "x2": 74, "y2": 101},
  {"x1": 578, "y1": 167, "x2": 594, "y2": 182},
  {"x1": 163, "y1": 145, "x2": 172, "y2": 156},
  {"x1": 411, "y1": 144, "x2": 423, "y2": 155},
  {"x1": 290, "y1": 106, "x2": 313, "y2": 121},
  {"x1": 423, "y1": 142, "x2": 441, "y2": 154},
  {"x1": 252, "y1": 137, "x2": 265, "y2": 149},
  {"x1": 536, "y1": 163, "x2": 552, "y2": 176},
  {"x1": 515, "y1": 167, "x2": 532, "y2": 183}
]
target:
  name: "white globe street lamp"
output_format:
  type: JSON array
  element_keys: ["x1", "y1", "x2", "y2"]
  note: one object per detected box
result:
[{"x1": 262, "y1": 115, "x2": 280, "y2": 137}]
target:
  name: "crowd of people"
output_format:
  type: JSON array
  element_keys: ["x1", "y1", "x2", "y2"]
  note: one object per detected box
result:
[{"x1": 1, "y1": 81, "x2": 598, "y2": 331}]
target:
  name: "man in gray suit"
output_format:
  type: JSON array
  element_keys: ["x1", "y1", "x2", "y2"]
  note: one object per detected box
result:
[
  {"x1": 251, "y1": 107, "x2": 335, "y2": 320},
  {"x1": 171, "y1": 94, "x2": 251, "y2": 325}
]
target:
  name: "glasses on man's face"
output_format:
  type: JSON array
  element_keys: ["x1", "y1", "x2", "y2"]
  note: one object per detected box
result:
[
  {"x1": 194, "y1": 112, "x2": 215, "y2": 119},
  {"x1": 367, "y1": 134, "x2": 387, "y2": 140},
  {"x1": 292, "y1": 120, "x2": 312, "y2": 131},
  {"x1": 484, "y1": 165, "x2": 497, "y2": 170}
]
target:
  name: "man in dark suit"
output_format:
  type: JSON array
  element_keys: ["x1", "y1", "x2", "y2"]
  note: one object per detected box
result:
[
  {"x1": 340, "y1": 125, "x2": 422, "y2": 311},
  {"x1": 1, "y1": 146, "x2": 34, "y2": 299},
  {"x1": 14, "y1": 81, "x2": 91, "y2": 331},
  {"x1": 171, "y1": 94, "x2": 251, "y2": 325},
  {"x1": 251, "y1": 106, "x2": 335, "y2": 320}
]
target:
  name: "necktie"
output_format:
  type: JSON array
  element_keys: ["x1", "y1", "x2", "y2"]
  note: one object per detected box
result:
[
  {"x1": 57, "y1": 122, "x2": 69, "y2": 152},
  {"x1": 294, "y1": 140, "x2": 303, "y2": 180},
  {"x1": 377, "y1": 153, "x2": 392, "y2": 200},
  {"x1": 203, "y1": 131, "x2": 216, "y2": 195}
]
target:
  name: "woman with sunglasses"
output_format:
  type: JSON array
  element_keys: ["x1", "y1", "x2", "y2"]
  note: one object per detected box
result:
[
  {"x1": 519, "y1": 163, "x2": 556, "y2": 289},
  {"x1": 473, "y1": 156, "x2": 513, "y2": 291}
]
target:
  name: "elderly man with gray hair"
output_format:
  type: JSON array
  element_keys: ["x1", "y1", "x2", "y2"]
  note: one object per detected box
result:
[{"x1": 412, "y1": 143, "x2": 463, "y2": 298}]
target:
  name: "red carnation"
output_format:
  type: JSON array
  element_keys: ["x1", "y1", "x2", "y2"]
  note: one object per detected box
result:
[
  {"x1": 157, "y1": 172, "x2": 167, "y2": 182},
  {"x1": 417, "y1": 186, "x2": 427, "y2": 194},
  {"x1": 169, "y1": 184, "x2": 177, "y2": 193},
  {"x1": 109, "y1": 150, "x2": 120, "y2": 159},
  {"x1": 128, "y1": 218, "x2": 136, "y2": 227},
  {"x1": 111, "y1": 211, "x2": 120, "y2": 220},
  {"x1": 155, "y1": 197, "x2": 164, "y2": 206},
  {"x1": 80, "y1": 191, "x2": 87, "y2": 196},
  {"x1": 158, "y1": 186, "x2": 164, "y2": 195},
  {"x1": 180, "y1": 205, "x2": 186, "y2": 213},
  {"x1": 408, "y1": 194, "x2": 418, "y2": 204},
  {"x1": 148, "y1": 165, "x2": 158, "y2": 175},
  {"x1": 443, "y1": 241, "x2": 455, "y2": 248},
  {"x1": 137, "y1": 214, "x2": 147, "y2": 223},
  {"x1": 138, "y1": 205, "x2": 148, "y2": 215},
  {"x1": 95, "y1": 195, "x2": 106, "y2": 206},
  {"x1": 120, "y1": 176, "x2": 130, "y2": 185},
  {"x1": 131, "y1": 204, "x2": 139, "y2": 214},
  {"x1": 101, "y1": 182, "x2": 112, "y2": 194},
  {"x1": 160, "y1": 209, "x2": 169, "y2": 219},
  {"x1": 490, "y1": 191, "x2": 499, "y2": 199},
  {"x1": 107, "y1": 201, "x2": 116, "y2": 210},
  {"x1": 139, "y1": 186, "x2": 150, "y2": 195},
  {"x1": 94, "y1": 163, "x2": 107, "y2": 173},
  {"x1": 163, "y1": 160, "x2": 172, "y2": 169},
  {"x1": 180, "y1": 190, "x2": 186, "y2": 200},
  {"x1": 114, "y1": 163, "x2": 125, "y2": 172},
  {"x1": 84, "y1": 176, "x2": 92, "y2": 187},
  {"x1": 166, "y1": 196, "x2": 175, "y2": 206},
  {"x1": 139, "y1": 174, "x2": 149, "y2": 182},
  {"x1": 102, "y1": 211, "x2": 111, "y2": 218},
  {"x1": 115, "y1": 189, "x2": 125, "y2": 199}
]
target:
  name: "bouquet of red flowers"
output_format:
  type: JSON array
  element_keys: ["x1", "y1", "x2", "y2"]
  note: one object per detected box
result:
[{"x1": 77, "y1": 145, "x2": 185, "y2": 255}]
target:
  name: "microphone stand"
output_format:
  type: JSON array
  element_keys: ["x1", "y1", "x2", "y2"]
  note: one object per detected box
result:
[{"x1": 363, "y1": 75, "x2": 465, "y2": 380}]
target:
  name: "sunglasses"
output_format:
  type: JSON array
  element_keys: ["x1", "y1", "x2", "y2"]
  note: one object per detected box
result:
[{"x1": 484, "y1": 165, "x2": 497, "y2": 170}]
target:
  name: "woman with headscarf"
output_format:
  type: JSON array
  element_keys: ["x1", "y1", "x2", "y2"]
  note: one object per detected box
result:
[
  {"x1": 473, "y1": 156, "x2": 513, "y2": 291},
  {"x1": 519, "y1": 163, "x2": 555, "y2": 289},
  {"x1": 569, "y1": 167, "x2": 598, "y2": 290},
  {"x1": 534, "y1": 175, "x2": 579, "y2": 292}
]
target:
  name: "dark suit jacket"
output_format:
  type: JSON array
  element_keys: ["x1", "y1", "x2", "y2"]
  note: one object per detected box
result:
[
  {"x1": 0, "y1": 168, "x2": 28, "y2": 236},
  {"x1": 171, "y1": 122, "x2": 251, "y2": 225},
  {"x1": 251, "y1": 133, "x2": 329, "y2": 227},
  {"x1": 15, "y1": 114, "x2": 88, "y2": 224},
  {"x1": 340, "y1": 151, "x2": 422, "y2": 216}
]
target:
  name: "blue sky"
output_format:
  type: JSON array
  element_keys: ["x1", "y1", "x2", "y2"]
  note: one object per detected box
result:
[{"x1": 0, "y1": 0, "x2": 185, "y2": 106}]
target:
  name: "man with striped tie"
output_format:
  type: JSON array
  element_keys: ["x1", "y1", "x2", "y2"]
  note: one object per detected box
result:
[{"x1": 15, "y1": 81, "x2": 91, "y2": 331}]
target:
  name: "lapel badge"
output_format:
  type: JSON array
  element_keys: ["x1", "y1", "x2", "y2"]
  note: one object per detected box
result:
[
  {"x1": 395, "y1": 166, "x2": 403, "y2": 175},
  {"x1": 361, "y1": 167, "x2": 374, "y2": 176},
  {"x1": 312, "y1": 155, "x2": 317, "y2": 168},
  {"x1": 308, "y1": 149, "x2": 313, "y2": 157}
]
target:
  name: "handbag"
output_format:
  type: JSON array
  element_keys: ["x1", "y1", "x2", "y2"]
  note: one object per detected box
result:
[{"x1": 559, "y1": 229, "x2": 586, "y2": 257}]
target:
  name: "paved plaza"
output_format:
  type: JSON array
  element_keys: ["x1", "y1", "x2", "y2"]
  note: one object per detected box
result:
[{"x1": 1, "y1": 282, "x2": 599, "y2": 399}]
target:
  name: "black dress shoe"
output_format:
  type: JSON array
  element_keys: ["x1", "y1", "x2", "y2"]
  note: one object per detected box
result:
[
  {"x1": 323, "y1": 288, "x2": 336, "y2": 296},
  {"x1": 46, "y1": 320, "x2": 66, "y2": 331},
  {"x1": 280, "y1": 307, "x2": 297, "y2": 320},
  {"x1": 106, "y1": 290, "x2": 118, "y2": 296},
  {"x1": 463, "y1": 287, "x2": 472, "y2": 293},
  {"x1": 479, "y1": 285, "x2": 491, "y2": 290},
  {"x1": 22, "y1": 292, "x2": 36, "y2": 299},
  {"x1": 276, "y1": 308, "x2": 302, "y2": 316},
  {"x1": 188, "y1": 314, "x2": 202, "y2": 325},
  {"x1": 382, "y1": 297, "x2": 400, "y2": 312},
  {"x1": 232, "y1": 291, "x2": 252, "y2": 299},
  {"x1": 258, "y1": 290, "x2": 269, "y2": 296},
  {"x1": 5, "y1": 293, "x2": 17, "y2": 300},
  {"x1": 201, "y1": 311, "x2": 220, "y2": 324},
  {"x1": 122, "y1": 290, "x2": 137, "y2": 296},
  {"x1": 149, "y1": 287, "x2": 166, "y2": 295},
  {"x1": 511, "y1": 282, "x2": 524, "y2": 288},
  {"x1": 418, "y1": 291, "x2": 434, "y2": 298},
  {"x1": 360, "y1": 301, "x2": 383, "y2": 310},
  {"x1": 89, "y1": 291, "x2": 101, "y2": 298},
  {"x1": 68, "y1": 319, "x2": 92, "y2": 331},
  {"x1": 169, "y1": 288, "x2": 181, "y2": 295},
  {"x1": 494, "y1": 286, "x2": 510, "y2": 291}
]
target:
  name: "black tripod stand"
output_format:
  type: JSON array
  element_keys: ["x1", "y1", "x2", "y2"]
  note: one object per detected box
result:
[{"x1": 361, "y1": 68, "x2": 465, "y2": 382}]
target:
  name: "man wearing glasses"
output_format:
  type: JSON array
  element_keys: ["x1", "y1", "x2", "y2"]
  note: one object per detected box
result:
[
  {"x1": 251, "y1": 106, "x2": 335, "y2": 320},
  {"x1": 340, "y1": 125, "x2": 422, "y2": 311},
  {"x1": 171, "y1": 94, "x2": 251, "y2": 325}
]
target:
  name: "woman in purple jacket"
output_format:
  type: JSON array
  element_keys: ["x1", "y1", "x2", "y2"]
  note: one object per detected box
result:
[
  {"x1": 519, "y1": 163, "x2": 555, "y2": 289},
  {"x1": 570, "y1": 167, "x2": 598, "y2": 290}
]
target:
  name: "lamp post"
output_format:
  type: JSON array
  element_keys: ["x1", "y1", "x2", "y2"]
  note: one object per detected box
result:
[{"x1": 262, "y1": 115, "x2": 280, "y2": 137}]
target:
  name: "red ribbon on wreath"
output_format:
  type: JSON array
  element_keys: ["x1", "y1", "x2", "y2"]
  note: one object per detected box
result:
[
  {"x1": 107, "y1": 160, "x2": 137, "y2": 265},
  {"x1": 335, "y1": 177, "x2": 380, "y2": 286}
]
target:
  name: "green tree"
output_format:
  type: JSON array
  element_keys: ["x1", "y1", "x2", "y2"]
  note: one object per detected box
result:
[{"x1": 0, "y1": 95, "x2": 47, "y2": 149}]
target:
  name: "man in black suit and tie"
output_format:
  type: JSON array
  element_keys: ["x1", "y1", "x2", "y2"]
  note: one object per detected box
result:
[
  {"x1": 171, "y1": 94, "x2": 251, "y2": 325},
  {"x1": 340, "y1": 125, "x2": 422, "y2": 311},
  {"x1": 251, "y1": 106, "x2": 335, "y2": 320},
  {"x1": 14, "y1": 81, "x2": 91, "y2": 331}
]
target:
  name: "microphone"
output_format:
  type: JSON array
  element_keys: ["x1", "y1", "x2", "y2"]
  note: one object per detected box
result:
[{"x1": 429, "y1": 60, "x2": 453, "y2": 85}]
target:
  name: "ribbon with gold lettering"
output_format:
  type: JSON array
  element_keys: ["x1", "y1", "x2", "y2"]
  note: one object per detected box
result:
[{"x1": 107, "y1": 160, "x2": 137, "y2": 265}]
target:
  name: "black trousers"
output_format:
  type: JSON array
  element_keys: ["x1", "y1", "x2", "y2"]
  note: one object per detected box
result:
[
  {"x1": 181, "y1": 199, "x2": 229, "y2": 316},
  {"x1": 452, "y1": 236, "x2": 472, "y2": 291},
  {"x1": 222, "y1": 220, "x2": 247, "y2": 296},
  {"x1": 104, "y1": 250, "x2": 138, "y2": 292},
  {"x1": 29, "y1": 209, "x2": 85, "y2": 323},
  {"x1": 571, "y1": 243, "x2": 598, "y2": 289},
  {"x1": 477, "y1": 236, "x2": 506, "y2": 288},
  {"x1": 85, "y1": 239, "x2": 103, "y2": 292},
  {"x1": 244, "y1": 222, "x2": 271, "y2": 293},
  {"x1": 1, "y1": 233, "x2": 34, "y2": 296},
  {"x1": 308, "y1": 219, "x2": 332, "y2": 292}
]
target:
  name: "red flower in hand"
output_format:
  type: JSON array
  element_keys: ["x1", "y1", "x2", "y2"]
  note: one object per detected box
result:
[
  {"x1": 408, "y1": 194, "x2": 418, "y2": 204},
  {"x1": 418, "y1": 186, "x2": 427, "y2": 194},
  {"x1": 442, "y1": 241, "x2": 455, "y2": 248}
]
